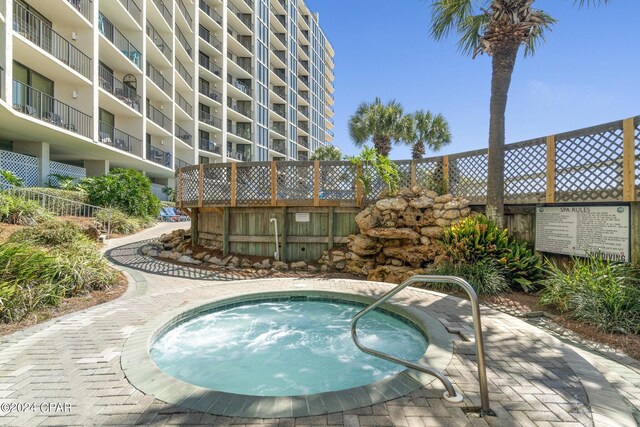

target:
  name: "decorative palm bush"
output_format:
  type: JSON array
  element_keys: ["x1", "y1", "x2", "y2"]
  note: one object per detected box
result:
[
  {"x1": 429, "y1": 261, "x2": 510, "y2": 296},
  {"x1": 0, "y1": 193, "x2": 52, "y2": 225}
]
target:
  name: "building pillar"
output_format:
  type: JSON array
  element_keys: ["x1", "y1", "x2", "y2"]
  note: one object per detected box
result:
[
  {"x1": 15, "y1": 141, "x2": 50, "y2": 186},
  {"x1": 84, "y1": 159, "x2": 110, "y2": 177}
]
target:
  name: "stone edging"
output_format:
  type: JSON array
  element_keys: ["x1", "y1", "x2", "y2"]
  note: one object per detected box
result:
[{"x1": 121, "y1": 283, "x2": 454, "y2": 418}]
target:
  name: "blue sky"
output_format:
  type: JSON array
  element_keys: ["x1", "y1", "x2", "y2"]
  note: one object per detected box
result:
[{"x1": 306, "y1": 0, "x2": 640, "y2": 160}]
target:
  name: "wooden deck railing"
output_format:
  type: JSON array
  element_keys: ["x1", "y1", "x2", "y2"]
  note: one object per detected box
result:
[{"x1": 176, "y1": 115, "x2": 640, "y2": 208}]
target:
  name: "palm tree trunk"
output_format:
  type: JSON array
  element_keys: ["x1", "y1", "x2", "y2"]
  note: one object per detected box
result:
[
  {"x1": 373, "y1": 136, "x2": 392, "y2": 157},
  {"x1": 412, "y1": 140, "x2": 425, "y2": 159},
  {"x1": 486, "y1": 43, "x2": 519, "y2": 229}
]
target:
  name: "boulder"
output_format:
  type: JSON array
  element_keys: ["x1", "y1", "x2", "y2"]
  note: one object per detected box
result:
[
  {"x1": 375, "y1": 197, "x2": 408, "y2": 211},
  {"x1": 229, "y1": 256, "x2": 240, "y2": 267},
  {"x1": 290, "y1": 261, "x2": 308, "y2": 270},
  {"x1": 334, "y1": 261, "x2": 346, "y2": 270},
  {"x1": 208, "y1": 256, "x2": 222, "y2": 265},
  {"x1": 434, "y1": 194, "x2": 453, "y2": 204},
  {"x1": 272, "y1": 261, "x2": 289, "y2": 271},
  {"x1": 307, "y1": 265, "x2": 319, "y2": 273},
  {"x1": 409, "y1": 196, "x2": 435, "y2": 209},
  {"x1": 241, "y1": 259, "x2": 252, "y2": 268},
  {"x1": 83, "y1": 225, "x2": 101, "y2": 241},
  {"x1": 420, "y1": 236, "x2": 431, "y2": 246},
  {"x1": 354, "y1": 205, "x2": 380, "y2": 231},
  {"x1": 348, "y1": 234, "x2": 382, "y2": 256},
  {"x1": 444, "y1": 200, "x2": 461, "y2": 210},
  {"x1": 170, "y1": 252, "x2": 182, "y2": 260},
  {"x1": 368, "y1": 266, "x2": 424, "y2": 284},
  {"x1": 159, "y1": 251, "x2": 173, "y2": 259},
  {"x1": 383, "y1": 245, "x2": 439, "y2": 268},
  {"x1": 421, "y1": 226, "x2": 444, "y2": 239},
  {"x1": 194, "y1": 252, "x2": 207, "y2": 260},
  {"x1": 443, "y1": 209, "x2": 460, "y2": 220},
  {"x1": 178, "y1": 255, "x2": 196, "y2": 264},
  {"x1": 435, "y1": 218, "x2": 451, "y2": 227},
  {"x1": 461, "y1": 207, "x2": 471, "y2": 217},
  {"x1": 366, "y1": 228, "x2": 420, "y2": 240}
]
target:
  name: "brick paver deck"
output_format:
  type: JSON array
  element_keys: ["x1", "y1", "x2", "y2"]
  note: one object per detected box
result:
[{"x1": 0, "y1": 223, "x2": 637, "y2": 426}]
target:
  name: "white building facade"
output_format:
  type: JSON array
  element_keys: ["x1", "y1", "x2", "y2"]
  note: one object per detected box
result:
[{"x1": 0, "y1": 0, "x2": 335, "y2": 187}]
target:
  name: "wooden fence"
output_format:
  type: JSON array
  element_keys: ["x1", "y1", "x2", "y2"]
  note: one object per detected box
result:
[{"x1": 177, "y1": 116, "x2": 640, "y2": 208}]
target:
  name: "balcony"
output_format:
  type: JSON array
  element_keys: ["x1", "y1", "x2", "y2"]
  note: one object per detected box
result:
[
  {"x1": 199, "y1": 138, "x2": 222, "y2": 155},
  {"x1": 176, "y1": 59, "x2": 193, "y2": 87},
  {"x1": 199, "y1": 0, "x2": 222, "y2": 26},
  {"x1": 146, "y1": 21, "x2": 171, "y2": 61},
  {"x1": 227, "y1": 149, "x2": 250, "y2": 162},
  {"x1": 176, "y1": 92, "x2": 193, "y2": 117},
  {"x1": 13, "y1": 2, "x2": 92, "y2": 79},
  {"x1": 272, "y1": 67, "x2": 286, "y2": 83},
  {"x1": 176, "y1": 157, "x2": 191, "y2": 169},
  {"x1": 270, "y1": 139, "x2": 286, "y2": 154},
  {"x1": 298, "y1": 153, "x2": 309, "y2": 161},
  {"x1": 301, "y1": 45, "x2": 310, "y2": 57},
  {"x1": 147, "y1": 104, "x2": 172, "y2": 133},
  {"x1": 299, "y1": 58, "x2": 310, "y2": 73},
  {"x1": 12, "y1": 80, "x2": 92, "y2": 139},
  {"x1": 272, "y1": 104, "x2": 286, "y2": 119},
  {"x1": 146, "y1": 143, "x2": 172, "y2": 168},
  {"x1": 227, "y1": 2, "x2": 252, "y2": 32},
  {"x1": 301, "y1": 29, "x2": 310, "y2": 42},
  {"x1": 299, "y1": 121, "x2": 309, "y2": 133},
  {"x1": 298, "y1": 136, "x2": 309, "y2": 148},
  {"x1": 228, "y1": 26, "x2": 252, "y2": 52},
  {"x1": 199, "y1": 110, "x2": 222, "y2": 129},
  {"x1": 228, "y1": 52, "x2": 253, "y2": 75},
  {"x1": 270, "y1": 28, "x2": 287, "y2": 46},
  {"x1": 199, "y1": 82, "x2": 222, "y2": 104},
  {"x1": 299, "y1": 75, "x2": 309, "y2": 87},
  {"x1": 273, "y1": 50, "x2": 286, "y2": 64},
  {"x1": 152, "y1": 0, "x2": 172, "y2": 26},
  {"x1": 65, "y1": 0, "x2": 92, "y2": 21},
  {"x1": 98, "y1": 12, "x2": 141, "y2": 68},
  {"x1": 228, "y1": 76, "x2": 251, "y2": 96},
  {"x1": 176, "y1": 26, "x2": 193, "y2": 58},
  {"x1": 146, "y1": 62, "x2": 172, "y2": 97},
  {"x1": 299, "y1": 106, "x2": 309, "y2": 118},
  {"x1": 227, "y1": 123, "x2": 252, "y2": 141},
  {"x1": 177, "y1": 0, "x2": 193, "y2": 30},
  {"x1": 199, "y1": 26, "x2": 222, "y2": 52},
  {"x1": 199, "y1": 53, "x2": 222, "y2": 78},
  {"x1": 118, "y1": 0, "x2": 141, "y2": 24},
  {"x1": 98, "y1": 65, "x2": 142, "y2": 112},
  {"x1": 175, "y1": 124, "x2": 193, "y2": 145},
  {"x1": 300, "y1": 91, "x2": 310, "y2": 103},
  {"x1": 270, "y1": 122, "x2": 286, "y2": 136},
  {"x1": 227, "y1": 98, "x2": 252, "y2": 119},
  {"x1": 98, "y1": 121, "x2": 141, "y2": 155}
]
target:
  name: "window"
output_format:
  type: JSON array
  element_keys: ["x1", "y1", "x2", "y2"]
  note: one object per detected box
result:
[{"x1": 12, "y1": 61, "x2": 54, "y2": 116}]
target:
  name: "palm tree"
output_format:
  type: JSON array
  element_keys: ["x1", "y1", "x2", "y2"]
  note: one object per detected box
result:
[
  {"x1": 348, "y1": 98, "x2": 406, "y2": 157},
  {"x1": 406, "y1": 110, "x2": 452, "y2": 159},
  {"x1": 310, "y1": 144, "x2": 342, "y2": 161},
  {"x1": 430, "y1": 0, "x2": 607, "y2": 228}
]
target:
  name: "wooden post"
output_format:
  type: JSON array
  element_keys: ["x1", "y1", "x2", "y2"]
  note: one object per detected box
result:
[
  {"x1": 222, "y1": 207, "x2": 230, "y2": 256},
  {"x1": 280, "y1": 207, "x2": 288, "y2": 262},
  {"x1": 410, "y1": 160, "x2": 417, "y2": 188},
  {"x1": 198, "y1": 164, "x2": 204, "y2": 207},
  {"x1": 271, "y1": 161, "x2": 277, "y2": 206},
  {"x1": 355, "y1": 163, "x2": 363, "y2": 207},
  {"x1": 623, "y1": 118, "x2": 637, "y2": 202},
  {"x1": 442, "y1": 156, "x2": 449, "y2": 194},
  {"x1": 313, "y1": 161, "x2": 320, "y2": 207},
  {"x1": 230, "y1": 163, "x2": 237, "y2": 207},
  {"x1": 328, "y1": 206, "x2": 335, "y2": 250},
  {"x1": 177, "y1": 169, "x2": 183, "y2": 208},
  {"x1": 191, "y1": 208, "x2": 199, "y2": 246},
  {"x1": 546, "y1": 135, "x2": 556, "y2": 203}
]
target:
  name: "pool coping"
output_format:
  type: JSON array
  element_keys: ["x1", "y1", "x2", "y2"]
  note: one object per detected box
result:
[{"x1": 121, "y1": 287, "x2": 454, "y2": 418}]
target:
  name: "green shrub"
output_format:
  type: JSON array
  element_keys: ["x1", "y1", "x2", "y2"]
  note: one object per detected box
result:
[
  {"x1": 0, "y1": 170, "x2": 23, "y2": 187},
  {"x1": 83, "y1": 168, "x2": 161, "y2": 217},
  {"x1": 0, "y1": 240, "x2": 117, "y2": 322},
  {"x1": 540, "y1": 255, "x2": 640, "y2": 334},
  {"x1": 9, "y1": 220, "x2": 90, "y2": 247},
  {"x1": 348, "y1": 146, "x2": 400, "y2": 196},
  {"x1": 428, "y1": 261, "x2": 511, "y2": 296},
  {"x1": 96, "y1": 209, "x2": 154, "y2": 235},
  {"x1": 443, "y1": 215, "x2": 543, "y2": 292},
  {"x1": 0, "y1": 193, "x2": 52, "y2": 225},
  {"x1": 32, "y1": 187, "x2": 89, "y2": 204}
]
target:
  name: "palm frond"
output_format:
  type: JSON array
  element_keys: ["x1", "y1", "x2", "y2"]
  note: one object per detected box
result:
[
  {"x1": 457, "y1": 13, "x2": 489, "y2": 57},
  {"x1": 431, "y1": 0, "x2": 475, "y2": 41},
  {"x1": 523, "y1": 11, "x2": 557, "y2": 57}
]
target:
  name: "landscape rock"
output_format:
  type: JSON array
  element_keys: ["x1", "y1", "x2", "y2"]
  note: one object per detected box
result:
[
  {"x1": 348, "y1": 234, "x2": 382, "y2": 256},
  {"x1": 272, "y1": 261, "x2": 289, "y2": 271},
  {"x1": 354, "y1": 205, "x2": 380, "y2": 231},
  {"x1": 241, "y1": 258, "x2": 252, "y2": 268},
  {"x1": 409, "y1": 196, "x2": 434, "y2": 209},
  {"x1": 290, "y1": 261, "x2": 308, "y2": 270},
  {"x1": 375, "y1": 197, "x2": 408, "y2": 211},
  {"x1": 366, "y1": 228, "x2": 420, "y2": 240}
]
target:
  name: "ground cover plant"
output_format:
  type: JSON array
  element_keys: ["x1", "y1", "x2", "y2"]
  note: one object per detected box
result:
[{"x1": 0, "y1": 192, "x2": 52, "y2": 225}]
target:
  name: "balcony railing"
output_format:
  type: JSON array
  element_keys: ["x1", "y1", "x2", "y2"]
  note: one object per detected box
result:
[
  {"x1": 298, "y1": 136, "x2": 309, "y2": 148},
  {"x1": 228, "y1": 26, "x2": 252, "y2": 52},
  {"x1": 273, "y1": 50, "x2": 286, "y2": 64},
  {"x1": 272, "y1": 67, "x2": 286, "y2": 83},
  {"x1": 65, "y1": 0, "x2": 92, "y2": 22},
  {"x1": 301, "y1": 29, "x2": 310, "y2": 41},
  {"x1": 176, "y1": 157, "x2": 191, "y2": 169},
  {"x1": 270, "y1": 139, "x2": 286, "y2": 154},
  {"x1": 227, "y1": 124, "x2": 252, "y2": 141},
  {"x1": 152, "y1": 0, "x2": 172, "y2": 25},
  {"x1": 98, "y1": 12, "x2": 141, "y2": 68},
  {"x1": 199, "y1": 26, "x2": 222, "y2": 52},
  {"x1": 147, "y1": 104, "x2": 172, "y2": 133},
  {"x1": 227, "y1": 2, "x2": 252, "y2": 31},
  {"x1": 146, "y1": 62, "x2": 172, "y2": 96},
  {"x1": 12, "y1": 80, "x2": 92, "y2": 139},
  {"x1": 272, "y1": 104, "x2": 286, "y2": 119},
  {"x1": 270, "y1": 28, "x2": 287, "y2": 46},
  {"x1": 227, "y1": 98, "x2": 252, "y2": 119},
  {"x1": 176, "y1": 91, "x2": 193, "y2": 117},
  {"x1": 228, "y1": 52, "x2": 253, "y2": 74},
  {"x1": 301, "y1": 45, "x2": 310, "y2": 57},
  {"x1": 98, "y1": 65, "x2": 142, "y2": 112},
  {"x1": 272, "y1": 86, "x2": 286, "y2": 100},
  {"x1": 178, "y1": 0, "x2": 193, "y2": 29},
  {"x1": 300, "y1": 91, "x2": 310, "y2": 102},
  {"x1": 299, "y1": 106, "x2": 309, "y2": 118},
  {"x1": 175, "y1": 124, "x2": 193, "y2": 145},
  {"x1": 227, "y1": 149, "x2": 250, "y2": 161},
  {"x1": 274, "y1": 14, "x2": 286, "y2": 28},
  {"x1": 199, "y1": 110, "x2": 222, "y2": 129},
  {"x1": 199, "y1": 138, "x2": 222, "y2": 155},
  {"x1": 118, "y1": 0, "x2": 141, "y2": 24},
  {"x1": 299, "y1": 58, "x2": 310, "y2": 72},
  {"x1": 146, "y1": 21, "x2": 171, "y2": 60},
  {"x1": 299, "y1": 154, "x2": 309, "y2": 161},
  {"x1": 199, "y1": 83, "x2": 222, "y2": 103},
  {"x1": 270, "y1": 122, "x2": 286, "y2": 136},
  {"x1": 176, "y1": 59, "x2": 193, "y2": 87},
  {"x1": 199, "y1": 53, "x2": 222, "y2": 77},
  {"x1": 146, "y1": 143, "x2": 172, "y2": 168},
  {"x1": 199, "y1": 0, "x2": 222, "y2": 26},
  {"x1": 14, "y1": 2, "x2": 92, "y2": 79},
  {"x1": 300, "y1": 75, "x2": 309, "y2": 87},
  {"x1": 228, "y1": 76, "x2": 251, "y2": 95},
  {"x1": 299, "y1": 122, "x2": 309, "y2": 132},
  {"x1": 177, "y1": 25, "x2": 193, "y2": 57},
  {"x1": 98, "y1": 121, "x2": 141, "y2": 155}
]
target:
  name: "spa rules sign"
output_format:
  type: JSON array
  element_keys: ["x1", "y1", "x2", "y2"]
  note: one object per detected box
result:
[{"x1": 535, "y1": 205, "x2": 630, "y2": 262}]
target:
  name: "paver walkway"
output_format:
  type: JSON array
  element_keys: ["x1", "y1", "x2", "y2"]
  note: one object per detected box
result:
[{"x1": 0, "y1": 223, "x2": 638, "y2": 426}]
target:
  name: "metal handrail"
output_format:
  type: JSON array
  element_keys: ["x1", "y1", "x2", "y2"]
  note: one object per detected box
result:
[{"x1": 351, "y1": 275, "x2": 491, "y2": 415}]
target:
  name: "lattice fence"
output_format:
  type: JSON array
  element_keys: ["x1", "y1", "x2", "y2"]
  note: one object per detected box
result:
[
  {"x1": 415, "y1": 158, "x2": 444, "y2": 194},
  {"x1": 202, "y1": 164, "x2": 231, "y2": 205},
  {"x1": 635, "y1": 117, "x2": 640, "y2": 201},
  {"x1": 0, "y1": 149, "x2": 39, "y2": 187},
  {"x1": 449, "y1": 150, "x2": 488, "y2": 205},
  {"x1": 504, "y1": 139, "x2": 546, "y2": 204},
  {"x1": 48, "y1": 161, "x2": 86, "y2": 186},
  {"x1": 277, "y1": 161, "x2": 314, "y2": 201},
  {"x1": 319, "y1": 162, "x2": 357, "y2": 201},
  {"x1": 180, "y1": 166, "x2": 200, "y2": 206},
  {"x1": 236, "y1": 163, "x2": 271, "y2": 206},
  {"x1": 555, "y1": 121, "x2": 624, "y2": 202}
]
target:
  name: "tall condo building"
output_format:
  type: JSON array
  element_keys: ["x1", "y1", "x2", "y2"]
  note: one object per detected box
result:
[{"x1": 0, "y1": 0, "x2": 335, "y2": 188}]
